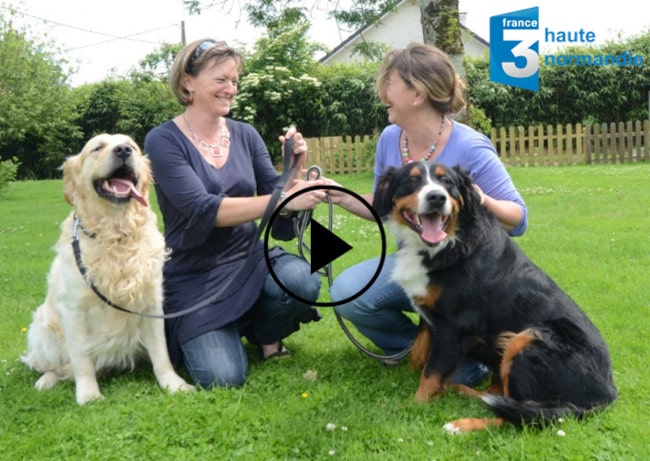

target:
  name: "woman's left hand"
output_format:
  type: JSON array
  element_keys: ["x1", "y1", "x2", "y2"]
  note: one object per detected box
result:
[
  {"x1": 279, "y1": 125, "x2": 307, "y2": 165},
  {"x1": 473, "y1": 183, "x2": 487, "y2": 205}
]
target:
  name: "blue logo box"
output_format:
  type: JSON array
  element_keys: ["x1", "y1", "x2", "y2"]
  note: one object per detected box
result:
[{"x1": 490, "y1": 7, "x2": 540, "y2": 91}]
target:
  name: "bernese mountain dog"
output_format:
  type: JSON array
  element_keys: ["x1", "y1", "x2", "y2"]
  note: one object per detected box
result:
[{"x1": 373, "y1": 162, "x2": 617, "y2": 433}]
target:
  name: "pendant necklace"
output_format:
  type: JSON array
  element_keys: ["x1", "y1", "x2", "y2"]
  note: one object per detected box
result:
[
  {"x1": 402, "y1": 116, "x2": 446, "y2": 163},
  {"x1": 183, "y1": 113, "x2": 230, "y2": 158}
]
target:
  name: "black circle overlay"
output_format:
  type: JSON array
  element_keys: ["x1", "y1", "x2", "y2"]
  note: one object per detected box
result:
[{"x1": 263, "y1": 185, "x2": 386, "y2": 308}]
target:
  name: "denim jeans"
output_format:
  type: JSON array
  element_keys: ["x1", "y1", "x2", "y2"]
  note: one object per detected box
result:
[
  {"x1": 181, "y1": 253, "x2": 321, "y2": 389},
  {"x1": 331, "y1": 253, "x2": 489, "y2": 386}
]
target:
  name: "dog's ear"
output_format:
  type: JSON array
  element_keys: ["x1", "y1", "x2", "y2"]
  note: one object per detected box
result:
[
  {"x1": 452, "y1": 165, "x2": 481, "y2": 207},
  {"x1": 62, "y1": 155, "x2": 79, "y2": 206},
  {"x1": 372, "y1": 166, "x2": 399, "y2": 218},
  {"x1": 139, "y1": 155, "x2": 152, "y2": 199}
]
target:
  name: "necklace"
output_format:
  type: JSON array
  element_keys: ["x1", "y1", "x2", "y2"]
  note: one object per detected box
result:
[
  {"x1": 183, "y1": 113, "x2": 230, "y2": 158},
  {"x1": 402, "y1": 116, "x2": 447, "y2": 163}
]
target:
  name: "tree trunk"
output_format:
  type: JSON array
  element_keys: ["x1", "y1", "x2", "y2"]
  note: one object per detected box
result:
[{"x1": 419, "y1": 0, "x2": 469, "y2": 123}]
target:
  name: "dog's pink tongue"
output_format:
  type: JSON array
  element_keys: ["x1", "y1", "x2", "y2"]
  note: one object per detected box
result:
[
  {"x1": 108, "y1": 178, "x2": 148, "y2": 207},
  {"x1": 420, "y1": 214, "x2": 447, "y2": 244}
]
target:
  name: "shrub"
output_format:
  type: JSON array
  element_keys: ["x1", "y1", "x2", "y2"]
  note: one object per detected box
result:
[{"x1": 0, "y1": 156, "x2": 20, "y2": 197}]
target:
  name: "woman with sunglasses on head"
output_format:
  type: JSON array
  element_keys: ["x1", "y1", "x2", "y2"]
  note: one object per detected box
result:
[
  {"x1": 145, "y1": 39, "x2": 326, "y2": 390},
  {"x1": 326, "y1": 43, "x2": 528, "y2": 384}
]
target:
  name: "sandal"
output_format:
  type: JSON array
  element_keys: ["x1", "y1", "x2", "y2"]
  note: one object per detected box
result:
[{"x1": 261, "y1": 341, "x2": 292, "y2": 361}]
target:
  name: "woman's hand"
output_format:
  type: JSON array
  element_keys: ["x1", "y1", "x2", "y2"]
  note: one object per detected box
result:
[
  {"x1": 283, "y1": 179, "x2": 327, "y2": 211},
  {"x1": 472, "y1": 183, "x2": 487, "y2": 205},
  {"x1": 279, "y1": 126, "x2": 307, "y2": 174}
]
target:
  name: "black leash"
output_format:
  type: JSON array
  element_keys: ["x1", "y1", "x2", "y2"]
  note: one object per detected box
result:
[
  {"x1": 72, "y1": 138, "x2": 299, "y2": 320},
  {"x1": 72, "y1": 137, "x2": 413, "y2": 362},
  {"x1": 292, "y1": 166, "x2": 413, "y2": 363}
]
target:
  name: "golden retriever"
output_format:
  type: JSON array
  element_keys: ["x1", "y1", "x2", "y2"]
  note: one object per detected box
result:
[{"x1": 22, "y1": 133, "x2": 194, "y2": 405}]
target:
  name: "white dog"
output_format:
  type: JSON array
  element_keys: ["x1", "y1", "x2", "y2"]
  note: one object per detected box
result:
[{"x1": 22, "y1": 133, "x2": 194, "y2": 405}]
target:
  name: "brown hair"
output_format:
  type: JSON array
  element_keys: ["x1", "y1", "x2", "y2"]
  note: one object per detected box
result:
[
  {"x1": 169, "y1": 38, "x2": 245, "y2": 106},
  {"x1": 375, "y1": 43, "x2": 466, "y2": 114}
]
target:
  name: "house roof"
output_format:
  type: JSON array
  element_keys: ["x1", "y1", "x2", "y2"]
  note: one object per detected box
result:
[{"x1": 319, "y1": 1, "x2": 489, "y2": 63}]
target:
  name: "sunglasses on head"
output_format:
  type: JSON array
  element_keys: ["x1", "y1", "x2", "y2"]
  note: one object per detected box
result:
[{"x1": 190, "y1": 39, "x2": 228, "y2": 64}]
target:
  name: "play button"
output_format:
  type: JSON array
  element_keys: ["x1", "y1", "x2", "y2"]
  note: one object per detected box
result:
[
  {"x1": 263, "y1": 185, "x2": 386, "y2": 307},
  {"x1": 309, "y1": 219, "x2": 352, "y2": 274}
]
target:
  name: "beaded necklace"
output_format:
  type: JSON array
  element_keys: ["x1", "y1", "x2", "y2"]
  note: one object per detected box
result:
[
  {"x1": 401, "y1": 116, "x2": 447, "y2": 163},
  {"x1": 183, "y1": 113, "x2": 230, "y2": 158}
]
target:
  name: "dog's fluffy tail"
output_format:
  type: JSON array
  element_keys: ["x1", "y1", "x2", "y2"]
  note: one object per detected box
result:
[{"x1": 481, "y1": 394, "x2": 598, "y2": 426}]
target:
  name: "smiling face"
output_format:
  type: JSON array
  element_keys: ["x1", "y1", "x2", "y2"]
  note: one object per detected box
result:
[
  {"x1": 380, "y1": 70, "x2": 417, "y2": 125},
  {"x1": 185, "y1": 58, "x2": 239, "y2": 117}
]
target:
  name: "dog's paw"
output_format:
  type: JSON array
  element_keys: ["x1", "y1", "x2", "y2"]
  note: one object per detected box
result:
[
  {"x1": 76, "y1": 390, "x2": 104, "y2": 405},
  {"x1": 414, "y1": 387, "x2": 440, "y2": 404},
  {"x1": 159, "y1": 374, "x2": 195, "y2": 394},
  {"x1": 442, "y1": 421, "x2": 463, "y2": 434},
  {"x1": 173, "y1": 382, "x2": 196, "y2": 393},
  {"x1": 443, "y1": 417, "x2": 503, "y2": 434},
  {"x1": 414, "y1": 390, "x2": 431, "y2": 404},
  {"x1": 35, "y1": 372, "x2": 60, "y2": 390}
]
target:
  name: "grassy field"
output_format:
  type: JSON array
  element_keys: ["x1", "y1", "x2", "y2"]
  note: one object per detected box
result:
[{"x1": 1, "y1": 163, "x2": 649, "y2": 460}]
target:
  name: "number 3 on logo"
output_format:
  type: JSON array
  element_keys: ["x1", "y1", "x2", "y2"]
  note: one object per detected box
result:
[{"x1": 502, "y1": 30, "x2": 539, "y2": 78}]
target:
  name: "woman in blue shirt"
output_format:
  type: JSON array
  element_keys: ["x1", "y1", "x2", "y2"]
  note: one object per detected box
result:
[{"x1": 328, "y1": 44, "x2": 528, "y2": 383}]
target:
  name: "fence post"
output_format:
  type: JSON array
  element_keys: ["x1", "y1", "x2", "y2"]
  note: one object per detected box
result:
[
  {"x1": 642, "y1": 120, "x2": 650, "y2": 160},
  {"x1": 623, "y1": 121, "x2": 631, "y2": 162},
  {"x1": 634, "y1": 120, "x2": 642, "y2": 162},
  {"x1": 306, "y1": 137, "x2": 321, "y2": 170},
  {"x1": 608, "y1": 122, "x2": 616, "y2": 163},
  {"x1": 499, "y1": 127, "x2": 507, "y2": 159},
  {"x1": 596, "y1": 123, "x2": 603, "y2": 164},
  {"x1": 517, "y1": 126, "x2": 525, "y2": 166},
  {"x1": 564, "y1": 123, "x2": 573, "y2": 165},
  {"x1": 556, "y1": 124, "x2": 564, "y2": 166},
  {"x1": 575, "y1": 123, "x2": 582, "y2": 165},
  {"x1": 527, "y1": 125, "x2": 535, "y2": 167}
]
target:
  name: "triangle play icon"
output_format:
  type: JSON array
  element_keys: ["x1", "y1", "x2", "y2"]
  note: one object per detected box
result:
[{"x1": 310, "y1": 219, "x2": 352, "y2": 274}]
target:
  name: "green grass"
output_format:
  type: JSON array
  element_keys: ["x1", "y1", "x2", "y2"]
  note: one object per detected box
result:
[{"x1": 1, "y1": 164, "x2": 649, "y2": 460}]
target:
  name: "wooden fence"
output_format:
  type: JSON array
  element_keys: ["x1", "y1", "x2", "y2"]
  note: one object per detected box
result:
[
  {"x1": 305, "y1": 120, "x2": 650, "y2": 175},
  {"x1": 490, "y1": 120, "x2": 650, "y2": 166},
  {"x1": 304, "y1": 134, "x2": 375, "y2": 175}
]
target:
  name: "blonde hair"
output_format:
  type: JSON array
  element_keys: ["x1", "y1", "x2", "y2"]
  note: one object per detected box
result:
[
  {"x1": 375, "y1": 43, "x2": 466, "y2": 114},
  {"x1": 169, "y1": 38, "x2": 245, "y2": 106}
]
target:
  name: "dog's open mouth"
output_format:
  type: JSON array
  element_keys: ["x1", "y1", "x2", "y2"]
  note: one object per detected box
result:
[
  {"x1": 402, "y1": 210, "x2": 449, "y2": 245},
  {"x1": 94, "y1": 166, "x2": 148, "y2": 207}
]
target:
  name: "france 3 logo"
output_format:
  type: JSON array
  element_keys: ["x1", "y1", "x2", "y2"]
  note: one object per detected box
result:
[{"x1": 490, "y1": 7, "x2": 540, "y2": 91}]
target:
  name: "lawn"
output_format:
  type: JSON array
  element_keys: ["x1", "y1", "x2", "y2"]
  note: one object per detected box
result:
[{"x1": 1, "y1": 163, "x2": 648, "y2": 460}]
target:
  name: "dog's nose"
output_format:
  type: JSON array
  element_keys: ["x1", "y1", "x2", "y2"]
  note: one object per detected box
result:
[
  {"x1": 425, "y1": 190, "x2": 446, "y2": 207},
  {"x1": 113, "y1": 144, "x2": 133, "y2": 161}
]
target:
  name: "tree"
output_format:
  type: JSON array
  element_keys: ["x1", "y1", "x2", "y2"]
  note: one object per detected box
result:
[
  {"x1": 73, "y1": 78, "x2": 181, "y2": 149},
  {"x1": 135, "y1": 43, "x2": 184, "y2": 83},
  {"x1": 182, "y1": 0, "x2": 468, "y2": 121},
  {"x1": 419, "y1": 0, "x2": 463, "y2": 74},
  {"x1": 0, "y1": 9, "x2": 81, "y2": 179},
  {"x1": 230, "y1": 22, "x2": 324, "y2": 159},
  {"x1": 182, "y1": 0, "x2": 462, "y2": 59}
]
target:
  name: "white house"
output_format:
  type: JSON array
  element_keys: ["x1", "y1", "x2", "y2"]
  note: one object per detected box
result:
[{"x1": 320, "y1": 0, "x2": 489, "y2": 64}]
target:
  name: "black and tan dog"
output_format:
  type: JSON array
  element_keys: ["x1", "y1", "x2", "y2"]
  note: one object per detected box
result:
[{"x1": 373, "y1": 162, "x2": 616, "y2": 433}]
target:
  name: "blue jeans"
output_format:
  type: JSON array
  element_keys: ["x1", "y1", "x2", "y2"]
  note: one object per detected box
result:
[
  {"x1": 331, "y1": 254, "x2": 489, "y2": 386},
  {"x1": 181, "y1": 253, "x2": 321, "y2": 389}
]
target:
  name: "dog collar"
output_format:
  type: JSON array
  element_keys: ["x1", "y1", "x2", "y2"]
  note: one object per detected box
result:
[{"x1": 72, "y1": 214, "x2": 96, "y2": 240}]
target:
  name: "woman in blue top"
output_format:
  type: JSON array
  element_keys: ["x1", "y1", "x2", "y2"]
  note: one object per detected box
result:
[
  {"x1": 328, "y1": 43, "x2": 528, "y2": 383},
  {"x1": 144, "y1": 39, "x2": 327, "y2": 389}
]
